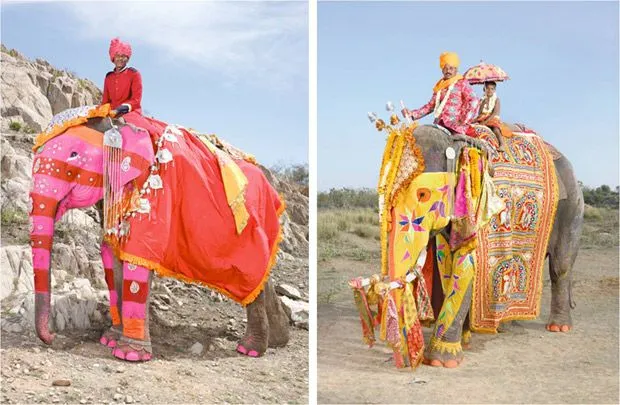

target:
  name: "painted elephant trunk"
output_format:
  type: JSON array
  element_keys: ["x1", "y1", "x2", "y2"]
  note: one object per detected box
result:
[{"x1": 29, "y1": 191, "x2": 60, "y2": 345}]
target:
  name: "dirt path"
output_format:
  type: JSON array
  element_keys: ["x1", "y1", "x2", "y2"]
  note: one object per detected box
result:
[
  {"x1": 318, "y1": 246, "x2": 619, "y2": 404},
  {"x1": 1, "y1": 294, "x2": 308, "y2": 404}
]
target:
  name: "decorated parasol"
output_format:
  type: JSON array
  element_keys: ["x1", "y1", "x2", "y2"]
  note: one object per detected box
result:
[{"x1": 464, "y1": 61, "x2": 510, "y2": 85}]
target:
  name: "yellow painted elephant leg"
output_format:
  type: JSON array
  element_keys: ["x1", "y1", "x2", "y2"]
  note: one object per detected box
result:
[{"x1": 424, "y1": 249, "x2": 475, "y2": 368}]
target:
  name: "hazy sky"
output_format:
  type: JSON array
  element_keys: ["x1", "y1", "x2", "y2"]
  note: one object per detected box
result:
[
  {"x1": 318, "y1": 1, "x2": 619, "y2": 190},
  {"x1": 1, "y1": 1, "x2": 309, "y2": 167}
]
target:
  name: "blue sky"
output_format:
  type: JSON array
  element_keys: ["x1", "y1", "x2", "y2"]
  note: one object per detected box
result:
[
  {"x1": 318, "y1": 1, "x2": 619, "y2": 190},
  {"x1": 1, "y1": 1, "x2": 308, "y2": 167}
]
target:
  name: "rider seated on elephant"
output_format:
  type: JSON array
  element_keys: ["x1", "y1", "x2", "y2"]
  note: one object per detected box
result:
[
  {"x1": 102, "y1": 38, "x2": 142, "y2": 117},
  {"x1": 473, "y1": 81, "x2": 507, "y2": 151},
  {"x1": 101, "y1": 38, "x2": 167, "y2": 140},
  {"x1": 402, "y1": 51, "x2": 479, "y2": 136}
]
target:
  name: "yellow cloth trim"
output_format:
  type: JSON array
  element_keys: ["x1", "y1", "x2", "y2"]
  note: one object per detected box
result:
[
  {"x1": 33, "y1": 104, "x2": 112, "y2": 151},
  {"x1": 432, "y1": 74, "x2": 464, "y2": 93},
  {"x1": 469, "y1": 149, "x2": 481, "y2": 199},
  {"x1": 196, "y1": 134, "x2": 250, "y2": 235},
  {"x1": 461, "y1": 329, "x2": 472, "y2": 344},
  {"x1": 402, "y1": 282, "x2": 417, "y2": 331},
  {"x1": 428, "y1": 337, "x2": 462, "y2": 356}
]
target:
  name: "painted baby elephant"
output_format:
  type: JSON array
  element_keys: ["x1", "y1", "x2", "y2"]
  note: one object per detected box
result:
[
  {"x1": 29, "y1": 108, "x2": 290, "y2": 362},
  {"x1": 378, "y1": 123, "x2": 583, "y2": 368}
]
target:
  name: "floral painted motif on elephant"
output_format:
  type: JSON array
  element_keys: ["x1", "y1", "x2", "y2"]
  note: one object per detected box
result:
[{"x1": 434, "y1": 248, "x2": 475, "y2": 339}]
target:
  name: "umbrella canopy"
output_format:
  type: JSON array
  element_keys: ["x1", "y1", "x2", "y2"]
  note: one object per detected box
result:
[{"x1": 464, "y1": 62, "x2": 510, "y2": 85}]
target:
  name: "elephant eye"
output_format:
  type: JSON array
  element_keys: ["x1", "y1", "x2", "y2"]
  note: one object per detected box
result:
[
  {"x1": 68, "y1": 151, "x2": 79, "y2": 160},
  {"x1": 417, "y1": 188, "x2": 431, "y2": 202}
]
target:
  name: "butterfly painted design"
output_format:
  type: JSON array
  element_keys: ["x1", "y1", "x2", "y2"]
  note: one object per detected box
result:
[{"x1": 399, "y1": 214, "x2": 425, "y2": 233}]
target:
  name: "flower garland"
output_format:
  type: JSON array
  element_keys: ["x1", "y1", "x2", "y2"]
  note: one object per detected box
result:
[
  {"x1": 376, "y1": 122, "x2": 422, "y2": 276},
  {"x1": 433, "y1": 84, "x2": 456, "y2": 119},
  {"x1": 481, "y1": 93, "x2": 497, "y2": 115}
]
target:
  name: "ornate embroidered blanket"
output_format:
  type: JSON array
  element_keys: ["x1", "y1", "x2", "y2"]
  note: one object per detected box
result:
[{"x1": 470, "y1": 128, "x2": 559, "y2": 332}]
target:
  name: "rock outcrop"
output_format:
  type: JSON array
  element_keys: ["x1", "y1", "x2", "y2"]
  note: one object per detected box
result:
[{"x1": 1, "y1": 44, "x2": 101, "y2": 133}]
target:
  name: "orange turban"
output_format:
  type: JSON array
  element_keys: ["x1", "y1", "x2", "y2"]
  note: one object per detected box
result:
[
  {"x1": 439, "y1": 52, "x2": 460, "y2": 69},
  {"x1": 109, "y1": 38, "x2": 132, "y2": 62}
]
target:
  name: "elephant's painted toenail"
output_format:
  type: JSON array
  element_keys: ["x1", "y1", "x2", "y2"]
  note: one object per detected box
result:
[{"x1": 125, "y1": 352, "x2": 140, "y2": 361}]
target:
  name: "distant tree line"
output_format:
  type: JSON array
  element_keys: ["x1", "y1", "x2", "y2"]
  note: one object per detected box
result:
[
  {"x1": 580, "y1": 184, "x2": 619, "y2": 209},
  {"x1": 270, "y1": 163, "x2": 308, "y2": 187},
  {"x1": 318, "y1": 188, "x2": 378, "y2": 209}
]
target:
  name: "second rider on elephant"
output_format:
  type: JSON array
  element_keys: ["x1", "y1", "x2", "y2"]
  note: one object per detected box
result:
[{"x1": 402, "y1": 51, "x2": 479, "y2": 136}]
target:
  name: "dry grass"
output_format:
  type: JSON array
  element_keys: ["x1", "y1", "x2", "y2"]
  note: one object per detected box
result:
[{"x1": 580, "y1": 207, "x2": 619, "y2": 248}]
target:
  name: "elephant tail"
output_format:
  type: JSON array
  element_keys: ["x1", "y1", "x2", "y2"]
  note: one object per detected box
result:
[{"x1": 569, "y1": 278, "x2": 577, "y2": 309}]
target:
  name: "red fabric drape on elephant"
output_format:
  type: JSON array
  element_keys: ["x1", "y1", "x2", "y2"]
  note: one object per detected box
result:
[{"x1": 114, "y1": 115, "x2": 283, "y2": 305}]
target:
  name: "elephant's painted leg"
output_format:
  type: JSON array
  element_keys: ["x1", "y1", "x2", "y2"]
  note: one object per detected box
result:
[
  {"x1": 424, "y1": 283, "x2": 472, "y2": 368},
  {"x1": 112, "y1": 263, "x2": 153, "y2": 362},
  {"x1": 263, "y1": 280, "x2": 290, "y2": 348},
  {"x1": 237, "y1": 290, "x2": 269, "y2": 357},
  {"x1": 99, "y1": 242, "x2": 122, "y2": 348}
]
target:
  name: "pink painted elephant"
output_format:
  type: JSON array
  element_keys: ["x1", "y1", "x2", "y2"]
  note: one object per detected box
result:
[{"x1": 29, "y1": 113, "x2": 290, "y2": 362}]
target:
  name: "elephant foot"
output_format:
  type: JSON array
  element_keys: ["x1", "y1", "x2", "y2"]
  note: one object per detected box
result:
[
  {"x1": 238, "y1": 288, "x2": 269, "y2": 357},
  {"x1": 112, "y1": 337, "x2": 153, "y2": 362},
  {"x1": 99, "y1": 326, "x2": 122, "y2": 348},
  {"x1": 546, "y1": 313, "x2": 572, "y2": 333},
  {"x1": 236, "y1": 335, "x2": 267, "y2": 358},
  {"x1": 546, "y1": 323, "x2": 571, "y2": 333},
  {"x1": 424, "y1": 338, "x2": 464, "y2": 368},
  {"x1": 423, "y1": 356, "x2": 463, "y2": 368},
  {"x1": 264, "y1": 282, "x2": 290, "y2": 348}
]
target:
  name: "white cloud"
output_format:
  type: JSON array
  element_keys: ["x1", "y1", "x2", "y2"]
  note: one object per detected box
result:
[{"x1": 62, "y1": 1, "x2": 308, "y2": 90}]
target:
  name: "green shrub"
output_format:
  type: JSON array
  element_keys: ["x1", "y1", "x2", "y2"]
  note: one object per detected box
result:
[
  {"x1": 270, "y1": 163, "x2": 308, "y2": 187},
  {"x1": 9, "y1": 121, "x2": 22, "y2": 131},
  {"x1": 581, "y1": 183, "x2": 619, "y2": 209},
  {"x1": 1, "y1": 207, "x2": 28, "y2": 226},
  {"x1": 583, "y1": 205, "x2": 602, "y2": 220},
  {"x1": 318, "y1": 221, "x2": 338, "y2": 241},
  {"x1": 336, "y1": 218, "x2": 348, "y2": 232},
  {"x1": 581, "y1": 207, "x2": 619, "y2": 248},
  {"x1": 352, "y1": 224, "x2": 378, "y2": 239}
]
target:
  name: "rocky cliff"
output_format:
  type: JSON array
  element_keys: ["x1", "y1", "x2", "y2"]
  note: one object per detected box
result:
[{"x1": 0, "y1": 44, "x2": 309, "y2": 336}]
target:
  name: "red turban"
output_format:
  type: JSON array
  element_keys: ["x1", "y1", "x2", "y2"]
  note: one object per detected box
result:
[{"x1": 109, "y1": 38, "x2": 132, "y2": 62}]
